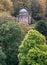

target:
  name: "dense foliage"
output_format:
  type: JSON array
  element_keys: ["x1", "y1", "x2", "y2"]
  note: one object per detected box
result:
[
  {"x1": 19, "y1": 22, "x2": 31, "y2": 33},
  {"x1": 0, "y1": 0, "x2": 47, "y2": 65},
  {"x1": 31, "y1": 0, "x2": 46, "y2": 20},
  {"x1": 18, "y1": 30, "x2": 47, "y2": 65},
  {"x1": 0, "y1": 0, "x2": 14, "y2": 14},
  {"x1": 35, "y1": 20, "x2": 47, "y2": 40},
  {"x1": 0, "y1": 0, "x2": 47, "y2": 19},
  {"x1": 0, "y1": 22, "x2": 25, "y2": 65},
  {"x1": 0, "y1": 48, "x2": 6, "y2": 65},
  {"x1": 0, "y1": 15, "x2": 15, "y2": 25}
]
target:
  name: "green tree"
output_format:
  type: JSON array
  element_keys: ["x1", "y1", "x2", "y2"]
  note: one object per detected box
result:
[
  {"x1": 35, "y1": 20, "x2": 47, "y2": 40},
  {"x1": 27, "y1": 46, "x2": 47, "y2": 65},
  {"x1": 0, "y1": 21, "x2": 25, "y2": 65},
  {"x1": 0, "y1": 47, "x2": 6, "y2": 65},
  {"x1": 18, "y1": 30, "x2": 47, "y2": 65}
]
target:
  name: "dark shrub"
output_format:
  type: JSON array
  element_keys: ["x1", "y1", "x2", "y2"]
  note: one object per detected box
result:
[{"x1": 35, "y1": 20, "x2": 47, "y2": 40}]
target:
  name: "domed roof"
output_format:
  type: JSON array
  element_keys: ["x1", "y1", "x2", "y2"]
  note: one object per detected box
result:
[{"x1": 19, "y1": 9, "x2": 28, "y2": 13}]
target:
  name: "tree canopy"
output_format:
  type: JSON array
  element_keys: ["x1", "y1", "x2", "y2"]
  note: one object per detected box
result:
[{"x1": 18, "y1": 30, "x2": 47, "y2": 65}]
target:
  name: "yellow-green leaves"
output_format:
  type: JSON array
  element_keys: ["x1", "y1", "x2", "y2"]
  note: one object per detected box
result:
[{"x1": 18, "y1": 30, "x2": 47, "y2": 65}]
